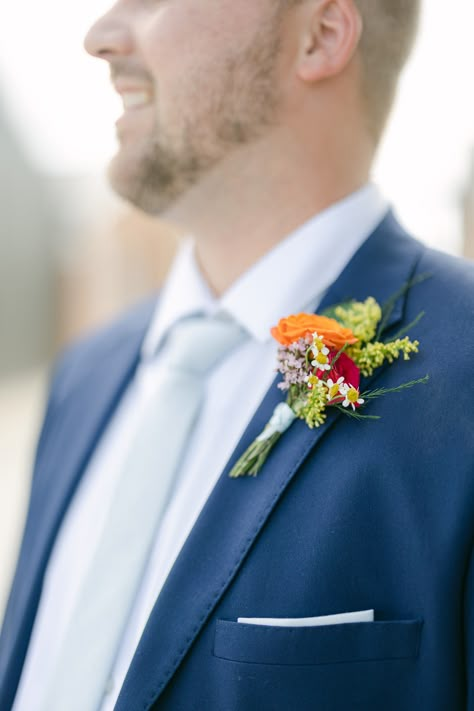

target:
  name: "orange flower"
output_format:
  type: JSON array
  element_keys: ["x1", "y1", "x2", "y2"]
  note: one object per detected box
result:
[{"x1": 271, "y1": 313, "x2": 358, "y2": 350}]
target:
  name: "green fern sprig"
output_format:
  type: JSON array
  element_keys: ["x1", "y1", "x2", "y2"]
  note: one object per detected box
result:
[
  {"x1": 335, "y1": 406, "x2": 381, "y2": 421},
  {"x1": 376, "y1": 273, "x2": 432, "y2": 340},
  {"x1": 362, "y1": 375, "x2": 429, "y2": 400}
]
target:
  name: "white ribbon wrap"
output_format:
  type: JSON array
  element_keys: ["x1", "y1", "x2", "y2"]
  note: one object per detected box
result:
[{"x1": 256, "y1": 402, "x2": 296, "y2": 442}]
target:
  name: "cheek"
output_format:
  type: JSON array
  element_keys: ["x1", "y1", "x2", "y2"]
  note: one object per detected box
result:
[
  {"x1": 139, "y1": 2, "x2": 261, "y2": 85},
  {"x1": 140, "y1": 7, "x2": 215, "y2": 77}
]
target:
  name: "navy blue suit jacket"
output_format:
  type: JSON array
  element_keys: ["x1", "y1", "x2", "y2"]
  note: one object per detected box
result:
[{"x1": 1, "y1": 213, "x2": 474, "y2": 710}]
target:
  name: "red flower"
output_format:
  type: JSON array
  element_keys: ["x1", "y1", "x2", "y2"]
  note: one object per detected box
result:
[{"x1": 317, "y1": 351, "x2": 360, "y2": 389}]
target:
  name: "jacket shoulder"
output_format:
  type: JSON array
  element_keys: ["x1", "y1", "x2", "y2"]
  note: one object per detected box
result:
[
  {"x1": 49, "y1": 294, "x2": 158, "y2": 405},
  {"x1": 408, "y1": 245, "x2": 474, "y2": 374},
  {"x1": 417, "y1": 246, "x2": 474, "y2": 306}
]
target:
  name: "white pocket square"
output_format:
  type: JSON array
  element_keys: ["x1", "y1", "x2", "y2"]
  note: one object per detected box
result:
[{"x1": 237, "y1": 609, "x2": 374, "y2": 627}]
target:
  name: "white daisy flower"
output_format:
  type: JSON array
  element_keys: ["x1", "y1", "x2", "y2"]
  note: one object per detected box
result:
[
  {"x1": 305, "y1": 373, "x2": 320, "y2": 389},
  {"x1": 340, "y1": 384, "x2": 365, "y2": 411},
  {"x1": 311, "y1": 350, "x2": 331, "y2": 371},
  {"x1": 326, "y1": 377, "x2": 345, "y2": 401},
  {"x1": 311, "y1": 331, "x2": 329, "y2": 355}
]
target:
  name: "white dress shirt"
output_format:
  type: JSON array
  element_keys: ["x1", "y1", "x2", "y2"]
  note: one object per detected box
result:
[{"x1": 13, "y1": 184, "x2": 388, "y2": 711}]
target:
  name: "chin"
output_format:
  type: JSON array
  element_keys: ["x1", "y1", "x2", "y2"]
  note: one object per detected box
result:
[{"x1": 107, "y1": 150, "x2": 178, "y2": 216}]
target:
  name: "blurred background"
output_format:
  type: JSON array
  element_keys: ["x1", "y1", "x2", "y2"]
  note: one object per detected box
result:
[{"x1": 0, "y1": 0, "x2": 473, "y2": 620}]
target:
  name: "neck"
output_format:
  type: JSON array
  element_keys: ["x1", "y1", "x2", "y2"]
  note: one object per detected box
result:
[{"x1": 162, "y1": 129, "x2": 372, "y2": 297}]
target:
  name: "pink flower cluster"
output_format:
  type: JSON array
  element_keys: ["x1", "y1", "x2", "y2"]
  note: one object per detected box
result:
[{"x1": 276, "y1": 337, "x2": 312, "y2": 391}]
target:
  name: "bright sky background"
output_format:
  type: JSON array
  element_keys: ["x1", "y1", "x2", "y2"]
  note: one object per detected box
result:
[{"x1": 0, "y1": 0, "x2": 473, "y2": 254}]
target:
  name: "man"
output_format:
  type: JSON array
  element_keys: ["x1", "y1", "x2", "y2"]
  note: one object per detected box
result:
[{"x1": 1, "y1": 0, "x2": 473, "y2": 709}]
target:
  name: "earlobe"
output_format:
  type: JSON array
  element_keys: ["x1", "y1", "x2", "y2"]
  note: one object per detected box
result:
[{"x1": 297, "y1": 0, "x2": 362, "y2": 84}]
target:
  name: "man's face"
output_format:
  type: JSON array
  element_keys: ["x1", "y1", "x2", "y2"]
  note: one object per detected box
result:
[{"x1": 85, "y1": 0, "x2": 287, "y2": 215}]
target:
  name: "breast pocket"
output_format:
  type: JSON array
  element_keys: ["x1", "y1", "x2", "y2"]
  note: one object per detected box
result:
[{"x1": 213, "y1": 618, "x2": 423, "y2": 665}]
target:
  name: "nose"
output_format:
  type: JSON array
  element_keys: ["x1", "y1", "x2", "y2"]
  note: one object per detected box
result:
[{"x1": 84, "y1": 3, "x2": 133, "y2": 59}]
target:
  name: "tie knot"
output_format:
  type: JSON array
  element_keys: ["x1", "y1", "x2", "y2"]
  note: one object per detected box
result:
[{"x1": 160, "y1": 313, "x2": 247, "y2": 376}]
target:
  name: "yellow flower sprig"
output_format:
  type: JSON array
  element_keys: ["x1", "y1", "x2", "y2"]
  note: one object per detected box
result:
[
  {"x1": 348, "y1": 337, "x2": 420, "y2": 377},
  {"x1": 333, "y1": 297, "x2": 382, "y2": 343}
]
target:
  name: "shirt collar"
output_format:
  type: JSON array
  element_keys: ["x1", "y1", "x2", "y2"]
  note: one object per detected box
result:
[
  {"x1": 142, "y1": 182, "x2": 389, "y2": 358},
  {"x1": 141, "y1": 238, "x2": 216, "y2": 359}
]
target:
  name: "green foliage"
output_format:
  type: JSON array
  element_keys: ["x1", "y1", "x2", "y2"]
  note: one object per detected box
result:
[
  {"x1": 334, "y1": 406, "x2": 381, "y2": 421},
  {"x1": 298, "y1": 380, "x2": 328, "y2": 429},
  {"x1": 376, "y1": 273, "x2": 432, "y2": 340},
  {"x1": 362, "y1": 375, "x2": 429, "y2": 400},
  {"x1": 333, "y1": 297, "x2": 382, "y2": 343},
  {"x1": 322, "y1": 301, "x2": 354, "y2": 322},
  {"x1": 349, "y1": 337, "x2": 420, "y2": 377},
  {"x1": 386, "y1": 311, "x2": 425, "y2": 342}
]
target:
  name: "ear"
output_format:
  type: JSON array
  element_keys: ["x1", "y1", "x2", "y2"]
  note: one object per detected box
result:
[{"x1": 296, "y1": 0, "x2": 362, "y2": 84}]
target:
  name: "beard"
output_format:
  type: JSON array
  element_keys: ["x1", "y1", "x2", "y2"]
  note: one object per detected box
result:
[{"x1": 108, "y1": 9, "x2": 284, "y2": 215}]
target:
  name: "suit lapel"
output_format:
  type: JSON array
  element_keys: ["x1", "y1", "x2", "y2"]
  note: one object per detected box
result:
[{"x1": 115, "y1": 212, "x2": 426, "y2": 710}]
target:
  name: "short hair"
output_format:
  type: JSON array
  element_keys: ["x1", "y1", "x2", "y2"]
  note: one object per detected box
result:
[{"x1": 355, "y1": 0, "x2": 421, "y2": 142}]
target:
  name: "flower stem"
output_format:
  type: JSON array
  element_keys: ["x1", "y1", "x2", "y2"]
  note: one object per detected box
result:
[{"x1": 229, "y1": 432, "x2": 282, "y2": 478}]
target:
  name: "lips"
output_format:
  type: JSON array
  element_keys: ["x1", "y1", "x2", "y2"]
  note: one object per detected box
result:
[
  {"x1": 111, "y1": 76, "x2": 155, "y2": 135},
  {"x1": 111, "y1": 76, "x2": 154, "y2": 110}
]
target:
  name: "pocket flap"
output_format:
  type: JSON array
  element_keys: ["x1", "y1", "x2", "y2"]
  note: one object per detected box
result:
[{"x1": 213, "y1": 618, "x2": 423, "y2": 665}]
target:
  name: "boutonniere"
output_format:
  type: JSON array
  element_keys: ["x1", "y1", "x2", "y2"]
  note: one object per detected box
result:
[{"x1": 230, "y1": 284, "x2": 429, "y2": 478}]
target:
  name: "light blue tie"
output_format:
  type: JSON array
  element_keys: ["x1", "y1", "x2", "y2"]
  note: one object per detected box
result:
[{"x1": 40, "y1": 312, "x2": 247, "y2": 711}]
